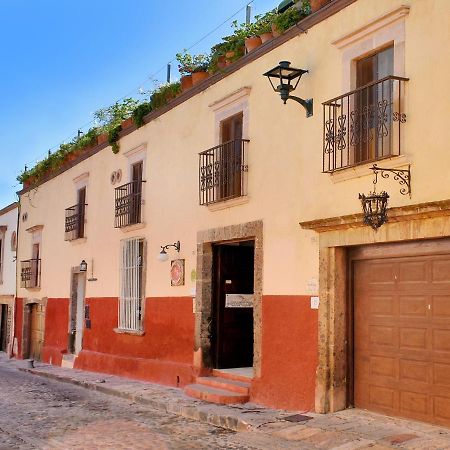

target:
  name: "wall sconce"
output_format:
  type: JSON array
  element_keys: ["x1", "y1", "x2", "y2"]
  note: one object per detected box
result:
[
  {"x1": 79, "y1": 260, "x2": 88, "y2": 272},
  {"x1": 158, "y1": 241, "x2": 180, "y2": 262},
  {"x1": 263, "y1": 61, "x2": 313, "y2": 117},
  {"x1": 359, "y1": 164, "x2": 411, "y2": 230}
]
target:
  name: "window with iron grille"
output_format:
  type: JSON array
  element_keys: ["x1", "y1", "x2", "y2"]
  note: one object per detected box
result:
[
  {"x1": 65, "y1": 187, "x2": 87, "y2": 241},
  {"x1": 118, "y1": 237, "x2": 145, "y2": 331},
  {"x1": 323, "y1": 46, "x2": 408, "y2": 172}
]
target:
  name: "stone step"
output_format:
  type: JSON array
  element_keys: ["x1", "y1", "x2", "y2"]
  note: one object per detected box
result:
[
  {"x1": 184, "y1": 384, "x2": 249, "y2": 405},
  {"x1": 197, "y1": 376, "x2": 250, "y2": 395},
  {"x1": 212, "y1": 368, "x2": 253, "y2": 383},
  {"x1": 61, "y1": 354, "x2": 77, "y2": 369}
]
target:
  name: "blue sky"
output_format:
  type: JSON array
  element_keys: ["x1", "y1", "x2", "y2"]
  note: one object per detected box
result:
[{"x1": 0, "y1": 0, "x2": 277, "y2": 207}]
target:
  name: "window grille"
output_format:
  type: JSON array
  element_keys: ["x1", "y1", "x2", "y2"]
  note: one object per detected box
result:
[{"x1": 118, "y1": 238, "x2": 145, "y2": 331}]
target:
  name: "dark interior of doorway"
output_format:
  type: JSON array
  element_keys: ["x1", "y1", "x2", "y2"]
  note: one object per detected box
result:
[
  {"x1": 0, "y1": 305, "x2": 7, "y2": 352},
  {"x1": 211, "y1": 240, "x2": 254, "y2": 370}
]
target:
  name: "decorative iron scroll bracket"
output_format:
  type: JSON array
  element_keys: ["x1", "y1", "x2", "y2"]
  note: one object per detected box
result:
[
  {"x1": 285, "y1": 96, "x2": 314, "y2": 117},
  {"x1": 370, "y1": 164, "x2": 411, "y2": 198}
]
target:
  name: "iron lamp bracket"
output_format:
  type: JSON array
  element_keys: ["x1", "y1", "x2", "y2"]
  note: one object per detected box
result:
[
  {"x1": 370, "y1": 164, "x2": 411, "y2": 197},
  {"x1": 161, "y1": 241, "x2": 180, "y2": 253},
  {"x1": 285, "y1": 96, "x2": 313, "y2": 117}
]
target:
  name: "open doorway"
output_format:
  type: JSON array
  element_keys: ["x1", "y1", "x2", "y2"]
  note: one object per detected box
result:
[
  {"x1": 68, "y1": 272, "x2": 86, "y2": 355},
  {"x1": 0, "y1": 305, "x2": 8, "y2": 352},
  {"x1": 211, "y1": 240, "x2": 254, "y2": 369}
]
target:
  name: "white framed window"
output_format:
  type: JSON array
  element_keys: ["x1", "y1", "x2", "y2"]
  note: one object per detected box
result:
[{"x1": 118, "y1": 237, "x2": 145, "y2": 331}]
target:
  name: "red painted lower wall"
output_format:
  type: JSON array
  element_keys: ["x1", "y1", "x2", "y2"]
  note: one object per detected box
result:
[
  {"x1": 14, "y1": 298, "x2": 23, "y2": 358},
  {"x1": 251, "y1": 295, "x2": 318, "y2": 411},
  {"x1": 41, "y1": 298, "x2": 69, "y2": 366},
  {"x1": 75, "y1": 297, "x2": 195, "y2": 387}
]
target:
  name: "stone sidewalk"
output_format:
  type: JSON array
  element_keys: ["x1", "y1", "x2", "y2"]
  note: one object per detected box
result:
[{"x1": 2, "y1": 355, "x2": 450, "y2": 449}]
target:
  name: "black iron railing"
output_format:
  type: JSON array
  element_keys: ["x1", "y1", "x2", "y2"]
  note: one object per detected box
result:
[
  {"x1": 65, "y1": 203, "x2": 86, "y2": 241},
  {"x1": 115, "y1": 180, "x2": 145, "y2": 228},
  {"x1": 21, "y1": 259, "x2": 41, "y2": 288},
  {"x1": 199, "y1": 139, "x2": 249, "y2": 205},
  {"x1": 323, "y1": 76, "x2": 408, "y2": 172}
]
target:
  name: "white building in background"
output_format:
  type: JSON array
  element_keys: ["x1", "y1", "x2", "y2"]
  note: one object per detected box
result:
[{"x1": 0, "y1": 202, "x2": 18, "y2": 355}]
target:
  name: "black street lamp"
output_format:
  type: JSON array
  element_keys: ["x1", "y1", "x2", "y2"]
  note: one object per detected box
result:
[{"x1": 263, "y1": 61, "x2": 313, "y2": 117}]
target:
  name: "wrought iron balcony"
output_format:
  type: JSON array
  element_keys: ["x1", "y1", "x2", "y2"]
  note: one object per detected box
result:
[
  {"x1": 115, "y1": 180, "x2": 145, "y2": 228},
  {"x1": 199, "y1": 139, "x2": 249, "y2": 205},
  {"x1": 20, "y1": 259, "x2": 41, "y2": 289},
  {"x1": 323, "y1": 76, "x2": 408, "y2": 173},
  {"x1": 65, "y1": 203, "x2": 86, "y2": 241}
]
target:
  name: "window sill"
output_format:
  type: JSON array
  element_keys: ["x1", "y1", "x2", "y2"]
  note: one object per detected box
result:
[
  {"x1": 24, "y1": 287, "x2": 41, "y2": 292},
  {"x1": 329, "y1": 155, "x2": 410, "y2": 184},
  {"x1": 68, "y1": 237, "x2": 87, "y2": 245},
  {"x1": 113, "y1": 328, "x2": 145, "y2": 336},
  {"x1": 207, "y1": 196, "x2": 249, "y2": 211},
  {"x1": 119, "y1": 222, "x2": 146, "y2": 233}
]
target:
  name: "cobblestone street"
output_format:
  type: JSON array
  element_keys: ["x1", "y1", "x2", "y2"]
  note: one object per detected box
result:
[{"x1": 0, "y1": 363, "x2": 300, "y2": 449}]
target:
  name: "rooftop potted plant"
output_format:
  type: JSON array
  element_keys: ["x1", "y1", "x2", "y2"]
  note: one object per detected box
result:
[
  {"x1": 176, "y1": 51, "x2": 194, "y2": 91},
  {"x1": 255, "y1": 12, "x2": 276, "y2": 43},
  {"x1": 271, "y1": 4, "x2": 302, "y2": 35},
  {"x1": 232, "y1": 20, "x2": 262, "y2": 53},
  {"x1": 177, "y1": 51, "x2": 211, "y2": 86}
]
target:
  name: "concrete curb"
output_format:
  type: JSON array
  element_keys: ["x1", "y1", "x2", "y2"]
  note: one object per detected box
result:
[{"x1": 19, "y1": 368, "x2": 253, "y2": 432}]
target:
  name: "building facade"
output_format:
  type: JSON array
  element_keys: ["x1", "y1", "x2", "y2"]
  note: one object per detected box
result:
[
  {"x1": 0, "y1": 203, "x2": 18, "y2": 356},
  {"x1": 14, "y1": 0, "x2": 450, "y2": 427}
]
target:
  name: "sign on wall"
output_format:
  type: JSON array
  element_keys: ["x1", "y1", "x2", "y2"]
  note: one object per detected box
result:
[
  {"x1": 225, "y1": 294, "x2": 253, "y2": 308},
  {"x1": 171, "y1": 259, "x2": 185, "y2": 286}
]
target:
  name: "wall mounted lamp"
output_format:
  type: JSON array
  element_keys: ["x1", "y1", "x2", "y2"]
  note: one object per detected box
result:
[
  {"x1": 79, "y1": 260, "x2": 88, "y2": 272},
  {"x1": 359, "y1": 164, "x2": 411, "y2": 230},
  {"x1": 158, "y1": 241, "x2": 181, "y2": 262},
  {"x1": 263, "y1": 61, "x2": 313, "y2": 117}
]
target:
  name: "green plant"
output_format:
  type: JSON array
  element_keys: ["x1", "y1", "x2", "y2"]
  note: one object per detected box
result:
[
  {"x1": 149, "y1": 82, "x2": 181, "y2": 110},
  {"x1": 272, "y1": 6, "x2": 301, "y2": 33},
  {"x1": 108, "y1": 124, "x2": 122, "y2": 154},
  {"x1": 254, "y1": 11, "x2": 276, "y2": 35},
  {"x1": 73, "y1": 127, "x2": 99, "y2": 151},
  {"x1": 94, "y1": 98, "x2": 140, "y2": 131},
  {"x1": 132, "y1": 102, "x2": 152, "y2": 128},
  {"x1": 176, "y1": 50, "x2": 211, "y2": 75}
]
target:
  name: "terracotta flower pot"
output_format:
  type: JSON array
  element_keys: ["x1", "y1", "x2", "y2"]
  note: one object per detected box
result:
[
  {"x1": 121, "y1": 117, "x2": 134, "y2": 129},
  {"x1": 180, "y1": 75, "x2": 193, "y2": 91},
  {"x1": 191, "y1": 71, "x2": 209, "y2": 85},
  {"x1": 97, "y1": 133, "x2": 108, "y2": 145},
  {"x1": 23, "y1": 177, "x2": 35, "y2": 188},
  {"x1": 245, "y1": 36, "x2": 262, "y2": 53},
  {"x1": 217, "y1": 55, "x2": 227, "y2": 70},
  {"x1": 259, "y1": 32, "x2": 273, "y2": 44},
  {"x1": 310, "y1": 0, "x2": 330, "y2": 13},
  {"x1": 271, "y1": 23, "x2": 281, "y2": 38}
]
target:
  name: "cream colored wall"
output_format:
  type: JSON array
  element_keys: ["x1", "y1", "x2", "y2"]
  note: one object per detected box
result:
[
  {"x1": 0, "y1": 206, "x2": 17, "y2": 297},
  {"x1": 17, "y1": 0, "x2": 448, "y2": 301}
]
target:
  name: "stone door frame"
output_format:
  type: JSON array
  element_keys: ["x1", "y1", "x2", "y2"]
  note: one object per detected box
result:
[
  {"x1": 194, "y1": 220, "x2": 263, "y2": 377},
  {"x1": 300, "y1": 200, "x2": 450, "y2": 413}
]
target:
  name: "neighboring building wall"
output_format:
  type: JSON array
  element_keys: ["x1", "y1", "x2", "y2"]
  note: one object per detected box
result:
[
  {"x1": 0, "y1": 203, "x2": 18, "y2": 355},
  {"x1": 15, "y1": 0, "x2": 449, "y2": 412}
]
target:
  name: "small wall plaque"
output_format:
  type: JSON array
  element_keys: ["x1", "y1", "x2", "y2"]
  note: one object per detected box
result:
[
  {"x1": 225, "y1": 294, "x2": 253, "y2": 308},
  {"x1": 171, "y1": 259, "x2": 185, "y2": 286}
]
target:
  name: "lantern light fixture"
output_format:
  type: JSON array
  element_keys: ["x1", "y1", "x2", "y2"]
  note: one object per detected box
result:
[
  {"x1": 79, "y1": 260, "x2": 88, "y2": 272},
  {"x1": 263, "y1": 61, "x2": 313, "y2": 117},
  {"x1": 158, "y1": 241, "x2": 180, "y2": 262},
  {"x1": 359, "y1": 164, "x2": 411, "y2": 230}
]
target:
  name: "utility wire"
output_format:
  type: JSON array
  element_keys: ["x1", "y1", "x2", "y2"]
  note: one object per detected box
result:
[{"x1": 19, "y1": 0, "x2": 256, "y2": 171}]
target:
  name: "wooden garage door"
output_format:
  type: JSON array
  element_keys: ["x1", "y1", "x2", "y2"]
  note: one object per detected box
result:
[{"x1": 354, "y1": 252, "x2": 450, "y2": 427}]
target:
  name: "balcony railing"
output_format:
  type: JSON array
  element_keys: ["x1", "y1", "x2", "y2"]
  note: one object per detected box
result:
[
  {"x1": 199, "y1": 139, "x2": 249, "y2": 205},
  {"x1": 323, "y1": 76, "x2": 408, "y2": 173},
  {"x1": 115, "y1": 180, "x2": 145, "y2": 228},
  {"x1": 21, "y1": 259, "x2": 41, "y2": 289},
  {"x1": 65, "y1": 203, "x2": 86, "y2": 241}
]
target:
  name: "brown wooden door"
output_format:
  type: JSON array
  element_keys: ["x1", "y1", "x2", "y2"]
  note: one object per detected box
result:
[
  {"x1": 355, "y1": 46, "x2": 393, "y2": 163},
  {"x1": 219, "y1": 113, "x2": 243, "y2": 200},
  {"x1": 212, "y1": 242, "x2": 254, "y2": 369},
  {"x1": 354, "y1": 252, "x2": 450, "y2": 427},
  {"x1": 131, "y1": 161, "x2": 143, "y2": 224},
  {"x1": 77, "y1": 187, "x2": 86, "y2": 239},
  {"x1": 29, "y1": 304, "x2": 44, "y2": 360}
]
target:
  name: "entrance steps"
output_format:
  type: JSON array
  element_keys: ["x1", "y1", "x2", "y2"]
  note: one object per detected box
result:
[
  {"x1": 184, "y1": 368, "x2": 252, "y2": 404},
  {"x1": 61, "y1": 354, "x2": 77, "y2": 369}
]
